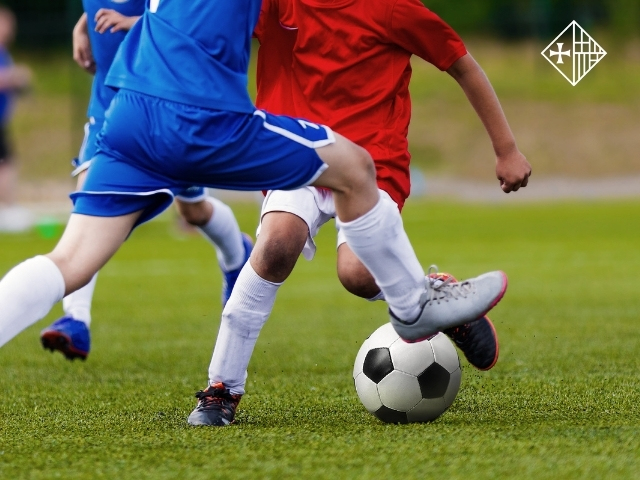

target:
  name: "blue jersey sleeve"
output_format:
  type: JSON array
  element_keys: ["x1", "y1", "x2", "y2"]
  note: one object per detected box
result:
[{"x1": 0, "y1": 48, "x2": 13, "y2": 123}]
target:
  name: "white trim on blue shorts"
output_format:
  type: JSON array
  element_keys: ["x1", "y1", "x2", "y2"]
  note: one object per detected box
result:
[
  {"x1": 78, "y1": 188, "x2": 175, "y2": 199},
  {"x1": 71, "y1": 160, "x2": 91, "y2": 177},
  {"x1": 253, "y1": 110, "x2": 336, "y2": 149}
]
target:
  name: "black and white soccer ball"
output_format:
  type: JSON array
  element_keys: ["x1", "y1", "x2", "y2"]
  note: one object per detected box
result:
[{"x1": 353, "y1": 323, "x2": 461, "y2": 424}]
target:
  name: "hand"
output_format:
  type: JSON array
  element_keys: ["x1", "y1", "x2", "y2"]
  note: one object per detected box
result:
[
  {"x1": 10, "y1": 65, "x2": 32, "y2": 91},
  {"x1": 495, "y1": 149, "x2": 531, "y2": 193},
  {"x1": 94, "y1": 9, "x2": 138, "y2": 34},
  {"x1": 73, "y1": 14, "x2": 95, "y2": 74}
]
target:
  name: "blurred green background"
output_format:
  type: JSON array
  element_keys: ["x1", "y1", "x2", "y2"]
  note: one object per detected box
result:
[{"x1": 2, "y1": 0, "x2": 640, "y2": 199}]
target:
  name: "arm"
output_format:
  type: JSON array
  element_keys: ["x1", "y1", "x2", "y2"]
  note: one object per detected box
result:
[
  {"x1": 0, "y1": 65, "x2": 31, "y2": 92},
  {"x1": 73, "y1": 13, "x2": 96, "y2": 74},
  {"x1": 94, "y1": 9, "x2": 140, "y2": 34},
  {"x1": 447, "y1": 53, "x2": 531, "y2": 193}
]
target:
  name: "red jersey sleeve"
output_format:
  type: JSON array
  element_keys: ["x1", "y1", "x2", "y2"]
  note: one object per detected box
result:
[{"x1": 387, "y1": 0, "x2": 467, "y2": 71}]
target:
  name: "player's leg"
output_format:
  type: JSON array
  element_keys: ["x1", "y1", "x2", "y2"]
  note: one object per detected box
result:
[
  {"x1": 41, "y1": 122, "x2": 100, "y2": 360},
  {"x1": 189, "y1": 189, "x2": 328, "y2": 426},
  {"x1": 311, "y1": 133, "x2": 507, "y2": 341},
  {"x1": 174, "y1": 191, "x2": 252, "y2": 305},
  {"x1": 337, "y1": 240, "x2": 500, "y2": 370},
  {"x1": 0, "y1": 211, "x2": 141, "y2": 349}
]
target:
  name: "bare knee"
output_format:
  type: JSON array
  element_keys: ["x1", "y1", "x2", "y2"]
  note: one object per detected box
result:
[
  {"x1": 337, "y1": 244, "x2": 380, "y2": 299},
  {"x1": 336, "y1": 144, "x2": 376, "y2": 195},
  {"x1": 176, "y1": 199, "x2": 212, "y2": 227},
  {"x1": 251, "y1": 212, "x2": 308, "y2": 283}
]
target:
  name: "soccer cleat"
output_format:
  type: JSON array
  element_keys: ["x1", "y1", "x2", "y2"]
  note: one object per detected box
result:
[
  {"x1": 40, "y1": 316, "x2": 91, "y2": 361},
  {"x1": 428, "y1": 272, "x2": 499, "y2": 370},
  {"x1": 221, "y1": 233, "x2": 253, "y2": 306},
  {"x1": 444, "y1": 317, "x2": 499, "y2": 371},
  {"x1": 187, "y1": 382, "x2": 242, "y2": 426},
  {"x1": 389, "y1": 267, "x2": 507, "y2": 342}
]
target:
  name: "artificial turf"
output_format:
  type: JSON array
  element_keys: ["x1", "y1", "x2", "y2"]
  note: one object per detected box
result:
[{"x1": 1, "y1": 199, "x2": 639, "y2": 479}]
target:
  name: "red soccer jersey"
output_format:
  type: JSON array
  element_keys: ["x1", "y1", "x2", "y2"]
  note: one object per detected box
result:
[
  {"x1": 254, "y1": 0, "x2": 467, "y2": 209},
  {"x1": 254, "y1": 0, "x2": 298, "y2": 116}
]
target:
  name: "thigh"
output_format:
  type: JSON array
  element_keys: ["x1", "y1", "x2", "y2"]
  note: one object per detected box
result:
[{"x1": 48, "y1": 212, "x2": 141, "y2": 294}]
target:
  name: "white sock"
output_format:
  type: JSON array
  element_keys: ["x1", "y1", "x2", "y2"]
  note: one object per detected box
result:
[
  {"x1": 62, "y1": 273, "x2": 97, "y2": 326},
  {"x1": 336, "y1": 196, "x2": 425, "y2": 320},
  {"x1": 0, "y1": 256, "x2": 65, "y2": 348},
  {"x1": 197, "y1": 197, "x2": 245, "y2": 272},
  {"x1": 208, "y1": 262, "x2": 281, "y2": 395}
]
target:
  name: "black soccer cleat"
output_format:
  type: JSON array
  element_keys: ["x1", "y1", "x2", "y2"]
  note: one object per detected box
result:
[
  {"x1": 443, "y1": 316, "x2": 499, "y2": 371},
  {"x1": 187, "y1": 382, "x2": 242, "y2": 426},
  {"x1": 426, "y1": 272, "x2": 499, "y2": 371}
]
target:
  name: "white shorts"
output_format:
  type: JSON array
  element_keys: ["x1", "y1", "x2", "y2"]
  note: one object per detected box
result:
[{"x1": 257, "y1": 187, "x2": 393, "y2": 260}]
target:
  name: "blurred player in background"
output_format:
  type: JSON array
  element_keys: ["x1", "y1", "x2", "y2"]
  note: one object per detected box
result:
[
  {"x1": 39, "y1": 1, "x2": 253, "y2": 361},
  {"x1": 0, "y1": 6, "x2": 32, "y2": 233},
  {"x1": 191, "y1": 0, "x2": 532, "y2": 426}
]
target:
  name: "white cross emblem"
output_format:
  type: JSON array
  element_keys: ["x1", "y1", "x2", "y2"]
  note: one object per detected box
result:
[{"x1": 549, "y1": 43, "x2": 571, "y2": 64}]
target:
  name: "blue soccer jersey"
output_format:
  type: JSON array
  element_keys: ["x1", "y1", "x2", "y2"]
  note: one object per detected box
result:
[
  {"x1": 83, "y1": 0, "x2": 145, "y2": 121},
  {"x1": 0, "y1": 47, "x2": 13, "y2": 125},
  {"x1": 105, "y1": 0, "x2": 261, "y2": 113}
]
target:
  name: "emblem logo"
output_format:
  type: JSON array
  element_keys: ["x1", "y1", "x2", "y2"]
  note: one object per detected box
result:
[{"x1": 541, "y1": 21, "x2": 606, "y2": 86}]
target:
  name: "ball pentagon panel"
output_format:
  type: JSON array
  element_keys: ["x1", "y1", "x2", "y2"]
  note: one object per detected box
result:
[{"x1": 362, "y1": 347, "x2": 394, "y2": 384}]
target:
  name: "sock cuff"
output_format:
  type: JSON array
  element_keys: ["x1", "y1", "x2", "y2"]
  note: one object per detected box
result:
[
  {"x1": 367, "y1": 291, "x2": 385, "y2": 302},
  {"x1": 34, "y1": 255, "x2": 66, "y2": 302},
  {"x1": 206, "y1": 196, "x2": 231, "y2": 221},
  {"x1": 242, "y1": 261, "x2": 283, "y2": 290},
  {"x1": 336, "y1": 195, "x2": 402, "y2": 247}
]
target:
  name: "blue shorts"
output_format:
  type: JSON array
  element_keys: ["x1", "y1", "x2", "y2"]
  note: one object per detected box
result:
[
  {"x1": 71, "y1": 90, "x2": 331, "y2": 227},
  {"x1": 71, "y1": 115, "x2": 207, "y2": 202}
]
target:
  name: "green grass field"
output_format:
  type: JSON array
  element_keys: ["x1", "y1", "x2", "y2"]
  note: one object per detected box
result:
[{"x1": 1, "y1": 200, "x2": 639, "y2": 479}]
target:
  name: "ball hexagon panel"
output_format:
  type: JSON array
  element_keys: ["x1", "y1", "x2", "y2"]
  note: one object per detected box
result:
[
  {"x1": 362, "y1": 347, "x2": 394, "y2": 384},
  {"x1": 354, "y1": 373, "x2": 382, "y2": 413},
  {"x1": 374, "y1": 405, "x2": 408, "y2": 424},
  {"x1": 377, "y1": 370, "x2": 422, "y2": 411},
  {"x1": 430, "y1": 332, "x2": 460, "y2": 373},
  {"x1": 417, "y1": 362, "x2": 451, "y2": 399},
  {"x1": 443, "y1": 367, "x2": 462, "y2": 408},
  {"x1": 406, "y1": 397, "x2": 446, "y2": 423},
  {"x1": 389, "y1": 336, "x2": 435, "y2": 376},
  {"x1": 367, "y1": 323, "x2": 399, "y2": 348}
]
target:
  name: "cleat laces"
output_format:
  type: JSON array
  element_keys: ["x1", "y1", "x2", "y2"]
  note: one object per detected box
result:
[{"x1": 422, "y1": 266, "x2": 476, "y2": 306}]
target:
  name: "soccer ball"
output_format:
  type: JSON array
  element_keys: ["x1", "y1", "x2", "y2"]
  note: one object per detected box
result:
[{"x1": 353, "y1": 323, "x2": 461, "y2": 424}]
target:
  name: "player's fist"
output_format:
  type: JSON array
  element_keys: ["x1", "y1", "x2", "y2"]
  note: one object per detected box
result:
[{"x1": 496, "y1": 149, "x2": 531, "y2": 193}]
